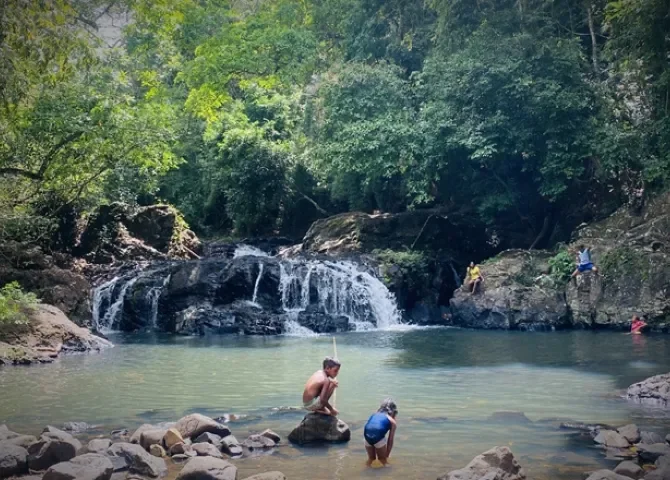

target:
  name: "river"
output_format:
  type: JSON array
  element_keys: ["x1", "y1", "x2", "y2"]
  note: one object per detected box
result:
[{"x1": 2, "y1": 329, "x2": 670, "y2": 479}]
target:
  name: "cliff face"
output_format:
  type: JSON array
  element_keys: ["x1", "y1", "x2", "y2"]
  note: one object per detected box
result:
[{"x1": 449, "y1": 192, "x2": 670, "y2": 330}]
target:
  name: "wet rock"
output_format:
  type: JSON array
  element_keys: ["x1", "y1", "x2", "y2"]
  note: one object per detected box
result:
[
  {"x1": 560, "y1": 422, "x2": 613, "y2": 433},
  {"x1": 27, "y1": 431, "x2": 81, "y2": 472},
  {"x1": 636, "y1": 443, "x2": 670, "y2": 462},
  {"x1": 110, "y1": 430, "x2": 129, "y2": 441},
  {"x1": 43, "y1": 453, "x2": 114, "y2": 480},
  {"x1": 87, "y1": 439, "x2": 112, "y2": 454},
  {"x1": 628, "y1": 374, "x2": 670, "y2": 408},
  {"x1": 107, "y1": 443, "x2": 167, "y2": 478},
  {"x1": 139, "y1": 430, "x2": 167, "y2": 451},
  {"x1": 488, "y1": 412, "x2": 532, "y2": 424},
  {"x1": 241, "y1": 473, "x2": 286, "y2": 480},
  {"x1": 641, "y1": 432, "x2": 665, "y2": 445},
  {"x1": 585, "y1": 470, "x2": 632, "y2": 480},
  {"x1": 436, "y1": 446, "x2": 526, "y2": 480},
  {"x1": 174, "y1": 415, "x2": 231, "y2": 441},
  {"x1": 595, "y1": 430, "x2": 631, "y2": 448},
  {"x1": 242, "y1": 435, "x2": 275, "y2": 450},
  {"x1": 62, "y1": 422, "x2": 90, "y2": 434},
  {"x1": 42, "y1": 427, "x2": 82, "y2": 447},
  {"x1": 219, "y1": 436, "x2": 242, "y2": 458},
  {"x1": 1, "y1": 435, "x2": 37, "y2": 449},
  {"x1": 288, "y1": 413, "x2": 351, "y2": 445},
  {"x1": 107, "y1": 456, "x2": 128, "y2": 473},
  {"x1": 162, "y1": 429, "x2": 184, "y2": 450},
  {"x1": 168, "y1": 443, "x2": 193, "y2": 456},
  {"x1": 176, "y1": 457, "x2": 237, "y2": 480},
  {"x1": 191, "y1": 443, "x2": 223, "y2": 459},
  {"x1": 613, "y1": 461, "x2": 644, "y2": 479},
  {"x1": 129, "y1": 425, "x2": 155, "y2": 445},
  {"x1": 0, "y1": 426, "x2": 18, "y2": 441},
  {"x1": 617, "y1": 425, "x2": 641, "y2": 444},
  {"x1": 0, "y1": 442, "x2": 28, "y2": 478},
  {"x1": 260, "y1": 430, "x2": 281, "y2": 444},
  {"x1": 149, "y1": 445, "x2": 166, "y2": 458},
  {"x1": 193, "y1": 433, "x2": 221, "y2": 446}
]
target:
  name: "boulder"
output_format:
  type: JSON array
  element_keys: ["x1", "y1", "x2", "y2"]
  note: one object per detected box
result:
[
  {"x1": 1, "y1": 435, "x2": 37, "y2": 449},
  {"x1": 618, "y1": 425, "x2": 642, "y2": 444},
  {"x1": 162, "y1": 429, "x2": 184, "y2": 450},
  {"x1": 259, "y1": 430, "x2": 281, "y2": 444},
  {"x1": 628, "y1": 374, "x2": 670, "y2": 408},
  {"x1": 241, "y1": 473, "x2": 286, "y2": 480},
  {"x1": 42, "y1": 453, "x2": 113, "y2": 480},
  {"x1": 449, "y1": 250, "x2": 569, "y2": 330},
  {"x1": 0, "y1": 426, "x2": 18, "y2": 441},
  {"x1": 149, "y1": 445, "x2": 166, "y2": 458},
  {"x1": 595, "y1": 430, "x2": 631, "y2": 449},
  {"x1": 241, "y1": 435, "x2": 275, "y2": 450},
  {"x1": 174, "y1": 415, "x2": 231, "y2": 441},
  {"x1": 219, "y1": 436, "x2": 243, "y2": 458},
  {"x1": 175, "y1": 457, "x2": 237, "y2": 480},
  {"x1": 636, "y1": 443, "x2": 670, "y2": 462},
  {"x1": 129, "y1": 425, "x2": 155, "y2": 445},
  {"x1": 0, "y1": 442, "x2": 28, "y2": 478},
  {"x1": 62, "y1": 422, "x2": 90, "y2": 434},
  {"x1": 644, "y1": 468, "x2": 670, "y2": 480},
  {"x1": 436, "y1": 446, "x2": 525, "y2": 480},
  {"x1": 288, "y1": 413, "x2": 351, "y2": 445},
  {"x1": 191, "y1": 443, "x2": 223, "y2": 459},
  {"x1": 27, "y1": 429, "x2": 82, "y2": 472},
  {"x1": 613, "y1": 461, "x2": 644, "y2": 479},
  {"x1": 139, "y1": 430, "x2": 167, "y2": 451},
  {"x1": 169, "y1": 443, "x2": 193, "y2": 456},
  {"x1": 87, "y1": 439, "x2": 112, "y2": 454},
  {"x1": 193, "y1": 433, "x2": 221, "y2": 446},
  {"x1": 107, "y1": 443, "x2": 167, "y2": 478},
  {"x1": 0, "y1": 305, "x2": 112, "y2": 365},
  {"x1": 641, "y1": 432, "x2": 666, "y2": 445},
  {"x1": 585, "y1": 470, "x2": 633, "y2": 480}
]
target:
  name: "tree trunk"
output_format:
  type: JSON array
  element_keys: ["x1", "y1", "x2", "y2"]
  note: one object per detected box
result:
[{"x1": 586, "y1": 2, "x2": 599, "y2": 74}]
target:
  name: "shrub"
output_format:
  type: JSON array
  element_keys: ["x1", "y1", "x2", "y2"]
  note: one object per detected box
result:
[
  {"x1": 0, "y1": 282, "x2": 39, "y2": 328},
  {"x1": 549, "y1": 248, "x2": 575, "y2": 282},
  {"x1": 374, "y1": 249, "x2": 430, "y2": 289}
]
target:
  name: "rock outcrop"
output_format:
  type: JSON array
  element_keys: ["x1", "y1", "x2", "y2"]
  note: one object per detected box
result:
[
  {"x1": 449, "y1": 191, "x2": 670, "y2": 330},
  {"x1": 437, "y1": 446, "x2": 526, "y2": 480},
  {"x1": 0, "y1": 304, "x2": 112, "y2": 365},
  {"x1": 627, "y1": 373, "x2": 670, "y2": 407},
  {"x1": 287, "y1": 413, "x2": 351, "y2": 445}
]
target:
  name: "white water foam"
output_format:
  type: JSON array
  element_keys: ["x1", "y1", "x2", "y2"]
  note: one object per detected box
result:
[
  {"x1": 147, "y1": 274, "x2": 171, "y2": 328},
  {"x1": 234, "y1": 245, "x2": 271, "y2": 258},
  {"x1": 93, "y1": 276, "x2": 137, "y2": 333},
  {"x1": 251, "y1": 263, "x2": 264, "y2": 304}
]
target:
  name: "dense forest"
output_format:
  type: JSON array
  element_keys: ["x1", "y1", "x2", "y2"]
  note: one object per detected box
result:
[{"x1": 1, "y1": 0, "x2": 669, "y2": 250}]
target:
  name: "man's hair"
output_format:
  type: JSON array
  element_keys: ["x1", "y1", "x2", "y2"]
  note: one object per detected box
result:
[
  {"x1": 378, "y1": 398, "x2": 398, "y2": 416},
  {"x1": 323, "y1": 357, "x2": 341, "y2": 370},
  {"x1": 579, "y1": 245, "x2": 585, "y2": 251}
]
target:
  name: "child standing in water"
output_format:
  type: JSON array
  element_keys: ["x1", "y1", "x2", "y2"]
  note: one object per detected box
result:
[{"x1": 364, "y1": 398, "x2": 398, "y2": 467}]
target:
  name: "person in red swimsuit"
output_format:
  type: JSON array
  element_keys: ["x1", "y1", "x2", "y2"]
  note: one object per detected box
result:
[{"x1": 630, "y1": 315, "x2": 647, "y2": 335}]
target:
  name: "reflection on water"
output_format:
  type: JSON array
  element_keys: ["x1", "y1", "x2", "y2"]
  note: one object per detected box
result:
[{"x1": 2, "y1": 329, "x2": 670, "y2": 479}]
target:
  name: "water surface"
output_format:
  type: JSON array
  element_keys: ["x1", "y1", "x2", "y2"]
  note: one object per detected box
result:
[{"x1": 2, "y1": 329, "x2": 670, "y2": 479}]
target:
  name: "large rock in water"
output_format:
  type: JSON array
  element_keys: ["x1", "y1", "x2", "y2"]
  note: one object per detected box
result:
[
  {"x1": 288, "y1": 414, "x2": 351, "y2": 445},
  {"x1": 0, "y1": 304, "x2": 112, "y2": 365},
  {"x1": 106, "y1": 443, "x2": 167, "y2": 478},
  {"x1": 174, "y1": 415, "x2": 231, "y2": 441},
  {"x1": 42, "y1": 453, "x2": 113, "y2": 480},
  {"x1": 448, "y1": 250, "x2": 569, "y2": 330},
  {"x1": 627, "y1": 373, "x2": 670, "y2": 407},
  {"x1": 176, "y1": 457, "x2": 237, "y2": 480},
  {"x1": 436, "y1": 446, "x2": 526, "y2": 480}
]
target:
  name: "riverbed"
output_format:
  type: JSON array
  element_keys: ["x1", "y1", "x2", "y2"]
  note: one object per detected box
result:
[{"x1": 2, "y1": 329, "x2": 670, "y2": 479}]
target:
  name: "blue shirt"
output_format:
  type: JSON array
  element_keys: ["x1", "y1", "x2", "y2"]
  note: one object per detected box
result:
[{"x1": 578, "y1": 249, "x2": 592, "y2": 266}]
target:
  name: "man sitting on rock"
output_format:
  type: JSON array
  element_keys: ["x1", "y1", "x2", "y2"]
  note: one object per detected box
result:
[
  {"x1": 302, "y1": 357, "x2": 340, "y2": 416},
  {"x1": 466, "y1": 261, "x2": 483, "y2": 295},
  {"x1": 571, "y1": 245, "x2": 599, "y2": 279}
]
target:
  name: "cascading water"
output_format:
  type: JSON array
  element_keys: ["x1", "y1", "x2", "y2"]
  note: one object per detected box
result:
[
  {"x1": 234, "y1": 245, "x2": 271, "y2": 258},
  {"x1": 92, "y1": 276, "x2": 138, "y2": 332},
  {"x1": 146, "y1": 274, "x2": 171, "y2": 328},
  {"x1": 251, "y1": 264, "x2": 264, "y2": 305},
  {"x1": 278, "y1": 259, "x2": 402, "y2": 333}
]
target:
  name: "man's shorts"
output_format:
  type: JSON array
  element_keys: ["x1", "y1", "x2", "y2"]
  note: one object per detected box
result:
[
  {"x1": 303, "y1": 396, "x2": 322, "y2": 412},
  {"x1": 578, "y1": 263, "x2": 594, "y2": 272},
  {"x1": 364, "y1": 434, "x2": 387, "y2": 449}
]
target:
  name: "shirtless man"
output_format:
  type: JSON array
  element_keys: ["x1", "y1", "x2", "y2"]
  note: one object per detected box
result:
[{"x1": 302, "y1": 357, "x2": 340, "y2": 416}]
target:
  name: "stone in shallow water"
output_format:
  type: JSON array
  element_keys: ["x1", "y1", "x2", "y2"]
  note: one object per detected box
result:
[
  {"x1": 259, "y1": 430, "x2": 281, "y2": 444},
  {"x1": 242, "y1": 435, "x2": 275, "y2": 450},
  {"x1": 627, "y1": 373, "x2": 670, "y2": 407},
  {"x1": 636, "y1": 443, "x2": 670, "y2": 462},
  {"x1": 107, "y1": 443, "x2": 167, "y2": 478},
  {"x1": 129, "y1": 425, "x2": 155, "y2": 445},
  {"x1": 1, "y1": 435, "x2": 37, "y2": 449},
  {"x1": 140, "y1": 430, "x2": 167, "y2": 451},
  {"x1": 613, "y1": 460, "x2": 644, "y2": 479},
  {"x1": 436, "y1": 446, "x2": 525, "y2": 480},
  {"x1": 149, "y1": 444, "x2": 166, "y2": 458},
  {"x1": 193, "y1": 433, "x2": 221, "y2": 446},
  {"x1": 617, "y1": 425, "x2": 641, "y2": 444},
  {"x1": 0, "y1": 442, "x2": 28, "y2": 478},
  {"x1": 641, "y1": 431, "x2": 665, "y2": 445},
  {"x1": 27, "y1": 439, "x2": 79, "y2": 471},
  {"x1": 176, "y1": 457, "x2": 237, "y2": 480},
  {"x1": 288, "y1": 413, "x2": 351, "y2": 445},
  {"x1": 585, "y1": 470, "x2": 633, "y2": 480},
  {"x1": 87, "y1": 439, "x2": 112, "y2": 454},
  {"x1": 191, "y1": 443, "x2": 223, "y2": 459},
  {"x1": 174, "y1": 415, "x2": 231, "y2": 441},
  {"x1": 162, "y1": 429, "x2": 184, "y2": 450},
  {"x1": 42, "y1": 453, "x2": 113, "y2": 480},
  {"x1": 219, "y1": 436, "x2": 242, "y2": 458},
  {"x1": 594, "y1": 430, "x2": 630, "y2": 449},
  {"x1": 62, "y1": 422, "x2": 90, "y2": 434}
]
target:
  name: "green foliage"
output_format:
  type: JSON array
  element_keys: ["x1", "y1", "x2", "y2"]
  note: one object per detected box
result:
[
  {"x1": 0, "y1": 282, "x2": 39, "y2": 328},
  {"x1": 601, "y1": 247, "x2": 650, "y2": 281},
  {"x1": 374, "y1": 249, "x2": 429, "y2": 290},
  {"x1": 549, "y1": 249, "x2": 575, "y2": 283}
]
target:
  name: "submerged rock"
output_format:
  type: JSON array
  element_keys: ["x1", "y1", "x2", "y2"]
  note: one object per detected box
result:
[
  {"x1": 42, "y1": 453, "x2": 113, "y2": 480},
  {"x1": 436, "y1": 446, "x2": 526, "y2": 480},
  {"x1": 176, "y1": 457, "x2": 237, "y2": 480},
  {"x1": 241, "y1": 435, "x2": 275, "y2": 450},
  {"x1": 288, "y1": 414, "x2": 351, "y2": 445}
]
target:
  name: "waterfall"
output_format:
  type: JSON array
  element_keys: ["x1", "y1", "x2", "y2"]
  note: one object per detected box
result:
[
  {"x1": 278, "y1": 259, "x2": 402, "y2": 332},
  {"x1": 234, "y1": 245, "x2": 271, "y2": 258},
  {"x1": 146, "y1": 274, "x2": 171, "y2": 328},
  {"x1": 450, "y1": 262, "x2": 462, "y2": 287},
  {"x1": 92, "y1": 276, "x2": 138, "y2": 333},
  {"x1": 251, "y1": 263, "x2": 264, "y2": 304}
]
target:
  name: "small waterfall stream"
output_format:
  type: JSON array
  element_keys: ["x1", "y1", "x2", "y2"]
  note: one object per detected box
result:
[{"x1": 92, "y1": 276, "x2": 138, "y2": 332}]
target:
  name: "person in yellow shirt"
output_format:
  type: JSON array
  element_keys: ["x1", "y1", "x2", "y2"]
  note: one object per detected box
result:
[{"x1": 465, "y1": 261, "x2": 483, "y2": 294}]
